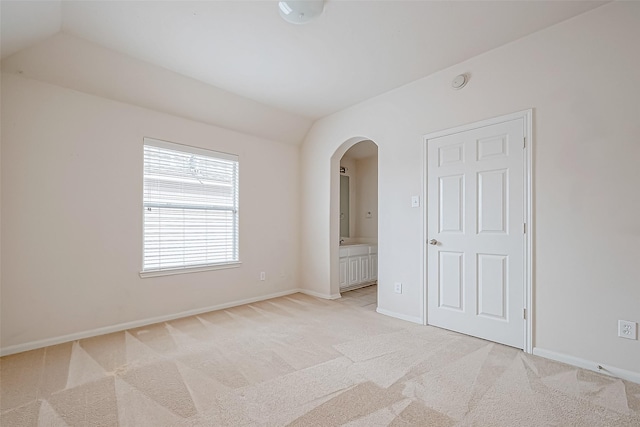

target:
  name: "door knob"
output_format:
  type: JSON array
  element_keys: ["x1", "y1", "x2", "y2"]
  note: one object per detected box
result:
[{"x1": 429, "y1": 239, "x2": 438, "y2": 245}]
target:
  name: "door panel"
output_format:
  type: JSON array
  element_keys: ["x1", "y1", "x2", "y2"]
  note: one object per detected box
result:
[
  {"x1": 477, "y1": 134, "x2": 508, "y2": 161},
  {"x1": 439, "y1": 251, "x2": 464, "y2": 311},
  {"x1": 477, "y1": 253, "x2": 507, "y2": 320},
  {"x1": 438, "y1": 143, "x2": 464, "y2": 166},
  {"x1": 439, "y1": 175, "x2": 464, "y2": 233},
  {"x1": 348, "y1": 257, "x2": 360, "y2": 285},
  {"x1": 370, "y1": 253, "x2": 378, "y2": 280},
  {"x1": 339, "y1": 258, "x2": 348, "y2": 288},
  {"x1": 427, "y1": 118, "x2": 525, "y2": 349},
  {"x1": 478, "y1": 169, "x2": 508, "y2": 234},
  {"x1": 360, "y1": 256, "x2": 370, "y2": 282}
]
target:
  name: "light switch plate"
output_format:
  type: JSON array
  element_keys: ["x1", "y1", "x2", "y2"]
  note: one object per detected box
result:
[{"x1": 411, "y1": 196, "x2": 420, "y2": 208}]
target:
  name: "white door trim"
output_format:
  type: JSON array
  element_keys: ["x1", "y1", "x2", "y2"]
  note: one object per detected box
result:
[{"x1": 422, "y1": 109, "x2": 533, "y2": 354}]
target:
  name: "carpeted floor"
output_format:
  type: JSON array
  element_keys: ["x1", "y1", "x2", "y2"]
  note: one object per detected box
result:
[{"x1": 1, "y1": 285, "x2": 639, "y2": 426}]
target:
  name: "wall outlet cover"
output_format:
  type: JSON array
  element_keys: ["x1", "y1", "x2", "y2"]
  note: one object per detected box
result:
[
  {"x1": 394, "y1": 282, "x2": 402, "y2": 294},
  {"x1": 618, "y1": 320, "x2": 637, "y2": 340}
]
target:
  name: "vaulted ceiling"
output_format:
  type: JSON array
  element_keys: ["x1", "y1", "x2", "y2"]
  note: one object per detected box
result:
[{"x1": 1, "y1": 1, "x2": 607, "y2": 142}]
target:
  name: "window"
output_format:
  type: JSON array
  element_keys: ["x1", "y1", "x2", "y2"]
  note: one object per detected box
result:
[{"x1": 141, "y1": 138, "x2": 239, "y2": 276}]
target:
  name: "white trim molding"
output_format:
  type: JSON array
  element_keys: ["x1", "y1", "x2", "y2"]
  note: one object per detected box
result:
[
  {"x1": 0, "y1": 289, "x2": 299, "y2": 357},
  {"x1": 139, "y1": 262, "x2": 241, "y2": 278},
  {"x1": 533, "y1": 347, "x2": 640, "y2": 385},
  {"x1": 376, "y1": 307, "x2": 423, "y2": 324},
  {"x1": 298, "y1": 289, "x2": 342, "y2": 300}
]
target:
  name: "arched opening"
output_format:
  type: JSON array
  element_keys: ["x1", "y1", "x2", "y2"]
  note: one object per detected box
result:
[{"x1": 330, "y1": 138, "x2": 379, "y2": 302}]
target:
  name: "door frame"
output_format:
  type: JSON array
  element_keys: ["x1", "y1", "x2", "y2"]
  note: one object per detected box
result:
[{"x1": 422, "y1": 109, "x2": 533, "y2": 353}]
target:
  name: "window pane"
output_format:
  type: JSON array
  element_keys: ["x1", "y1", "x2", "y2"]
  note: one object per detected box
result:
[{"x1": 142, "y1": 139, "x2": 239, "y2": 272}]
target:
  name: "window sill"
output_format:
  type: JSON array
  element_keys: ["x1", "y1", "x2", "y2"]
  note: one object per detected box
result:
[{"x1": 139, "y1": 262, "x2": 242, "y2": 278}]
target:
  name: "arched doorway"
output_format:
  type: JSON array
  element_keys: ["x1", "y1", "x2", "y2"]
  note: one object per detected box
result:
[{"x1": 330, "y1": 138, "x2": 379, "y2": 300}]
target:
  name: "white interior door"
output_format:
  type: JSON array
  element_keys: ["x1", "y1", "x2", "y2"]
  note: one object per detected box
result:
[{"x1": 427, "y1": 118, "x2": 526, "y2": 349}]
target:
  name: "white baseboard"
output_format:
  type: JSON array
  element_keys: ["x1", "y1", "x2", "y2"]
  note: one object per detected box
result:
[
  {"x1": 297, "y1": 288, "x2": 342, "y2": 300},
  {"x1": 0, "y1": 289, "x2": 300, "y2": 357},
  {"x1": 376, "y1": 307, "x2": 423, "y2": 324},
  {"x1": 533, "y1": 347, "x2": 640, "y2": 384}
]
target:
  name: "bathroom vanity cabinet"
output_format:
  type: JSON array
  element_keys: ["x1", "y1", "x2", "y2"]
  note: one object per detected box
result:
[{"x1": 339, "y1": 244, "x2": 377, "y2": 291}]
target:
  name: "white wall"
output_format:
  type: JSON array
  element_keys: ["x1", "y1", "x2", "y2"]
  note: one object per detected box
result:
[
  {"x1": 340, "y1": 145, "x2": 378, "y2": 243},
  {"x1": 354, "y1": 156, "x2": 378, "y2": 240},
  {"x1": 1, "y1": 73, "x2": 300, "y2": 351},
  {"x1": 301, "y1": 2, "x2": 640, "y2": 373}
]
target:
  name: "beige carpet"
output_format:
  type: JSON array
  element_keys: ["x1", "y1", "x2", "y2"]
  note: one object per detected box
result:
[{"x1": 1, "y1": 285, "x2": 639, "y2": 426}]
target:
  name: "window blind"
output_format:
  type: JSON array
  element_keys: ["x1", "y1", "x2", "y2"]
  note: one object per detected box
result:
[{"x1": 142, "y1": 138, "x2": 239, "y2": 273}]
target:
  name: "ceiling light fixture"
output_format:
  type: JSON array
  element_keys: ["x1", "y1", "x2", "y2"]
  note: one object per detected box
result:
[{"x1": 278, "y1": 1, "x2": 324, "y2": 24}]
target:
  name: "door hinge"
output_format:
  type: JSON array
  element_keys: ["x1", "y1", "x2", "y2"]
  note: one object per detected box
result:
[
  {"x1": 523, "y1": 137, "x2": 526, "y2": 149},
  {"x1": 523, "y1": 223, "x2": 526, "y2": 234},
  {"x1": 523, "y1": 308, "x2": 527, "y2": 319}
]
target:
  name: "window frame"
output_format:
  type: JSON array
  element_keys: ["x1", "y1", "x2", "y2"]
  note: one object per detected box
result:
[{"x1": 139, "y1": 137, "x2": 241, "y2": 278}]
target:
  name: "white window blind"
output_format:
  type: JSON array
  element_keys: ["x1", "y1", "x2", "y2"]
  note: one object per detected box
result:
[{"x1": 142, "y1": 138, "x2": 239, "y2": 273}]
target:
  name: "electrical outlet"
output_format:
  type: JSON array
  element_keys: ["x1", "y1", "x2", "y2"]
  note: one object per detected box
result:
[
  {"x1": 260, "y1": 272, "x2": 266, "y2": 281},
  {"x1": 394, "y1": 282, "x2": 402, "y2": 294},
  {"x1": 618, "y1": 320, "x2": 637, "y2": 340}
]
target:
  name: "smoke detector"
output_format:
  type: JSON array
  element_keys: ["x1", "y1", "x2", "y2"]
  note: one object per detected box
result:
[{"x1": 451, "y1": 74, "x2": 468, "y2": 90}]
